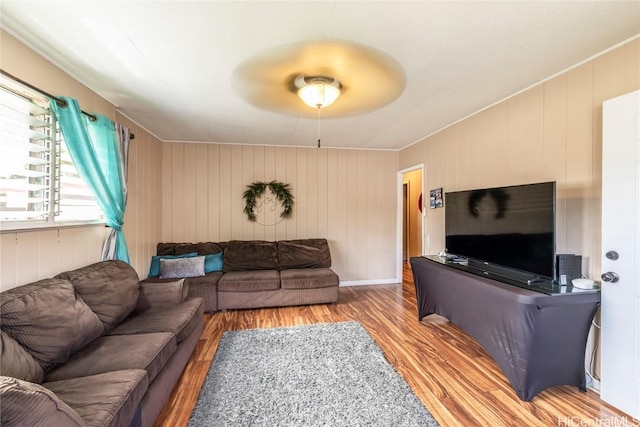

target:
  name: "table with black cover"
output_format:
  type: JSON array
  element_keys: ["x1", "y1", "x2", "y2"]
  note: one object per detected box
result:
[{"x1": 410, "y1": 256, "x2": 601, "y2": 401}]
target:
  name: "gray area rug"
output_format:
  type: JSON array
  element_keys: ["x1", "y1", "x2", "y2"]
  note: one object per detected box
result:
[{"x1": 189, "y1": 321, "x2": 439, "y2": 426}]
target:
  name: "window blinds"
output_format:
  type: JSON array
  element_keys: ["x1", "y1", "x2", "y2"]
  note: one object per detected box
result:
[
  {"x1": 0, "y1": 76, "x2": 102, "y2": 226},
  {"x1": 0, "y1": 83, "x2": 52, "y2": 221}
]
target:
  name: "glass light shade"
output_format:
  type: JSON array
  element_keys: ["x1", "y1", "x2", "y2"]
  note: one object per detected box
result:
[{"x1": 297, "y1": 82, "x2": 340, "y2": 108}]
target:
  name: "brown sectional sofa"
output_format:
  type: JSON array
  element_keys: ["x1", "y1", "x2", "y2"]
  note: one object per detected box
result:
[
  {"x1": 144, "y1": 238, "x2": 339, "y2": 312},
  {"x1": 0, "y1": 260, "x2": 204, "y2": 427}
]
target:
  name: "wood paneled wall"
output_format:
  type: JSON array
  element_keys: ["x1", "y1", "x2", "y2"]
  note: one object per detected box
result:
[
  {"x1": 0, "y1": 31, "x2": 163, "y2": 289},
  {"x1": 400, "y1": 39, "x2": 640, "y2": 281},
  {"x1": 4, "y1": 27, "x2": 634, "y2": 290},
  {"x1": 161, "y1": 143, "x2": 399, "y2": 283}
]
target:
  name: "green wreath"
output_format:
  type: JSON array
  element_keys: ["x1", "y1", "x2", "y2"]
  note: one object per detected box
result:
[{"x1": 243, "y1": 181, "x2": 294, "y2": 222}]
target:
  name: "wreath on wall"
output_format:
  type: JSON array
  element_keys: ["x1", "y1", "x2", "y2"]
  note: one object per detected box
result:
[{"x1": 243, "y1": 181, "x2": 294, "y2": 222}]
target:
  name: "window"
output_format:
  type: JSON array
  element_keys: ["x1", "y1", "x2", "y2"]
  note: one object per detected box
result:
[{"x1": 0, "y1": 75, "x2": 103, "y2": 230}]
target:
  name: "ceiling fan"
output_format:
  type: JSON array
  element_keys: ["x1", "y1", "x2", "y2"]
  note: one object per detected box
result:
[{"x1": 232, "y1": 40, "x2": 406, "y2": 119}]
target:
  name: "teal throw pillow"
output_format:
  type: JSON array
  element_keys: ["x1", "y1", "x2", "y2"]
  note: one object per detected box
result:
[
  {"x1": 204, "y1": 252, "x2": 224, "y2": 273},
  {"x1": 149, "y1": 252, "x2": 198, "y2": 277}
]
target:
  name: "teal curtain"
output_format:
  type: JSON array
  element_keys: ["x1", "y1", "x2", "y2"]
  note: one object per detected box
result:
[{"x1": 51, "y1": 96, "x2": 130, "y2": 263}]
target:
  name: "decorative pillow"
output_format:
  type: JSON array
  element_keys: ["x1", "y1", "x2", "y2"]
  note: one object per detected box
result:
[
  {"x1": 159, "y1": 256, "x2": 205, "y2": 279},
  {"x1": 204, "y1": 252, "x2": 224, "y2": 273},
  {"x1": 148, "y1": 252, "x2": 198, "y2": 277},
  {"x1": 0, "y1": 376, "x2": 85, "y2": 426},
  {"x1": 0, "y1": 279, "x2": 104, "y2": 371}
]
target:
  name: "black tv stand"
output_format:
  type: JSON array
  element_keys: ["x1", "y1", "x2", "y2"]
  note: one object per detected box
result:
[
  {"x1": 411, "y1": 256, "x2": 601, "y2": 401},
  {"x1": 526, "y1": 275, "x2": 545, "y2": 285},
  {"x1": 435, "y1": 255, "x2": 572, "y2": 294}
]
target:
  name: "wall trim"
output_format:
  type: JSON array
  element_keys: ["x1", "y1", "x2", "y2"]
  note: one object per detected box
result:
[
  {"x1": 340, "y1": 279, "x2": 400, "y2": 287},
  {"x1": 162, "y1": 139, "x2": 399, "y2": 152}
]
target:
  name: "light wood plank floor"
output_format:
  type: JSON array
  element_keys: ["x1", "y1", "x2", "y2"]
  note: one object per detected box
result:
[{"x1": 154, "y1": 264, "x2": 637, "y2": 427}]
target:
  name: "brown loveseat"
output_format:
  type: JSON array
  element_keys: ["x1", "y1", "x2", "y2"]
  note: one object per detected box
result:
[
  {"x1": 143, "y1": 238, "x2": 339, "y2": 312},
  {"x1": 0, "y1": 260, "x2": 204, "y2": 427}
]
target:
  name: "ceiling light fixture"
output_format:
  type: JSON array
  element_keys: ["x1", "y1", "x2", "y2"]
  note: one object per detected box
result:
[
  {"x1": 296, "y1": 76, "x2": 341, "y2": 108},
  {"x1": 294, "y1": 76, "x2": 342, "y2": 148}
]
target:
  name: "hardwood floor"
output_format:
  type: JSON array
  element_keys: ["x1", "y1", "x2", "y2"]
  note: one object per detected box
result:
[{"x1": 154, "y1": 264, "x2": 636, "y2": 427}]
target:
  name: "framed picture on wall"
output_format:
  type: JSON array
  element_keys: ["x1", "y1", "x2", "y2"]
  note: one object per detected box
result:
[{"x1": 430, "y1": 187, "x2": 443, "y2": 208}]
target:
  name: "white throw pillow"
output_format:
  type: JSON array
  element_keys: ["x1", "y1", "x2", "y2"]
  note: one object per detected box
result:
[{"x1": 159, "y1": 256, "x2": 205, "y2": 279}]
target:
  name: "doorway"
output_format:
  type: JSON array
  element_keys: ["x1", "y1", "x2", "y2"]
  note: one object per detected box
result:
[{"x1": 397, "y1": 165, "x2": 424, "y2": 280}]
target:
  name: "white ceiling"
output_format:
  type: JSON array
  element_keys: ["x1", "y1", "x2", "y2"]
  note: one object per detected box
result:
[{"x1": 1, "y1": 1, "x2": 639, "y2": 150}]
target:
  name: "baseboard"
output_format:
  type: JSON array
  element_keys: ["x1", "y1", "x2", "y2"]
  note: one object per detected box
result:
[
  {"x1": 587, "y1": 378, "x2": 601, "y2": 393},
  {"x1": 340, "y1": 278, "x2": 400, "y2": 287}
]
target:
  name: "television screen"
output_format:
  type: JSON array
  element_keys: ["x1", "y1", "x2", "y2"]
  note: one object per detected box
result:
[{"x1": 445, "y1": 182, "x2": 556, "y2": 279}]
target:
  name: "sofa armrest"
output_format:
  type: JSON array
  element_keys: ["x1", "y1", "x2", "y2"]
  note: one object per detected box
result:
[
  {"x1": 0, "y1": 376, "x2": 85, "y2": 426},
  {"x1": 137, "y1": 279, "x2": 189, "y2": 311}
]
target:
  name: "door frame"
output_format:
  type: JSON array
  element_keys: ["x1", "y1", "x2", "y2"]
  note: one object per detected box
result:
[
  {"x1": 397, "y1": 164, "x2": 425, "y2": 282},
  {"x1": 403, "y1": 181, "x2": 410, "y2": 261}
]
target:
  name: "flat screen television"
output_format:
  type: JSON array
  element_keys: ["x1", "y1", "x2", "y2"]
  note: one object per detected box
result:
[{"x1": 445, "y1": 181, "x2": 556, "y2": 282}]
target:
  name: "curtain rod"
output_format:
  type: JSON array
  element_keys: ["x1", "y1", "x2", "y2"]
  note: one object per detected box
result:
[{"x1": 0, "y1": 69, "x2": 135, "y2": 140}]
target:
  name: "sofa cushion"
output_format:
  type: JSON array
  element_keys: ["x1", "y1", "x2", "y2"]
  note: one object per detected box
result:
[
  {"x1": 142, "y1": 273, "x2": 220, "y2": 313},
  {"x1": 157, "y1": 242, "x2": 178, "y2": 256},
  {"x1": 277, "y1": 239, "x2": 332, "y2": 269},
  {"x1": 176, "y1": 241, "x2": 228, "y2": 256},
  {"x1": 280, "y1": 268, "x2": 340, "y2": 290},
  {"x1": 196, "y1": 241, "x2": 227, "y2": 255},
  {"x1": 0, "y1": 278, "x2": 104, "y2": 371},
  {"x1": 157, "y1": 241, "x2": 227, "y2": 256},
  {"x1": 218, "y1": 270, "x2": 280, "y2": 292},
  {"x1": 56, "y1": 261, "x2": 140, "y2": 333},
  {"x1": 44, "y1": 333, "x2": 176, "y2": 384},
  {"x1": 173, "y1": 243, "x2": 198, "y2": 255},
  {"x1": 44, "y1": 370, "x2": 148, "y2": 427},
  {"x1": 0, "y1": 376, "x2": 85, "y2": 427},
  {"x1": 136, "y1": 279, "x2": 188, "y2": 311},
  {"x1": 108, "y1": 298, "x2": 204, "y2": 343},
  {"x1": 0, "y1": 331, "x2": 44, "y2": 384},
  {"x1": 182, "y1": 272, "x2": 222, "y2": 290},
  {"x1": 148, "y1": 252, "x2": 198, "y2": 277},
  {"x1": 185, "y1": 273, "x2": 221, "y2": 312},
  {"x1": 223, "y1": 240, "x2": 279, "y2": 272}
]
